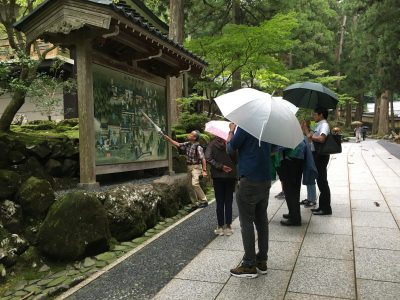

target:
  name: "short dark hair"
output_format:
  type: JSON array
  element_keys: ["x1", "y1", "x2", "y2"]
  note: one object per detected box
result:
[
  {"x1": 194, "y1": 130, "x2": 201, "y2": 141},
  {"x1": 314, "y1": 107, "x2": 328, "y2": 119}
]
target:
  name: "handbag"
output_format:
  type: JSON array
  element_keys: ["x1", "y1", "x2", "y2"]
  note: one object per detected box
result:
[{"x1": 314, "y1": 133, "x2": 342, "y2": 155}]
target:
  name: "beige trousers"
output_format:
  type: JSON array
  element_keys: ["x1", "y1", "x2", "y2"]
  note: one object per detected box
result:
[{"x1": 187, "y1": 164, "x2": 207, "y2": 205}]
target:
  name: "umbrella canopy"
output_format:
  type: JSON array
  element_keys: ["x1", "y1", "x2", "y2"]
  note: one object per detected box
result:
[
  {"x1": 214, "y1": 88, "x2": 303, "y2": 148},
  {"x1": 205, "y1": 120, "x2": 231, "y2": 140},
  {"x1": 283, "y1": 82, "x2": 338, "y2": 109},
  {"x1": 351, "y1": 121, "x2": 363, "y2": 125}
]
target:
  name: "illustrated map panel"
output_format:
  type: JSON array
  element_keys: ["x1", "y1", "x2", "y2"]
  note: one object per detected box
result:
[{"x1": 93, "y1": 64, "x2": 167, "y2": 165}]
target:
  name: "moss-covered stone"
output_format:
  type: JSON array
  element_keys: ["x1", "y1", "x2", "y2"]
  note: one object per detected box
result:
[
  {"x1": 37, "y1": 191, "x2": 111, "y2": 260},
  {"x1": 17, "y1": 177, "x2": 55, "y2": 219},
  {"x1": 102, "y1": 184, "x2": 160, "y2": 241},
  {"x1": 0, "y1": 170, "x2": 21, "y2": 200}
]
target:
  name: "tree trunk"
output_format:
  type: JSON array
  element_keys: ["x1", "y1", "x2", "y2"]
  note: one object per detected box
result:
[
  {"x1": 168, "y1": 0, "x2": 184, "y2": 124},
  {"x1": 372, "y1": 94, "x2": 380, "y2": 134},
  {"x1": 389, "y1": 91, "x2": 395, "y2": 131},
  {"x1": 377, "y1": 90, "x2": 389, "y2": 136},
  {"x1": 345, "y1": 101, "x2": 352, "y2": 127},
  {"x1": 335, "y1": 15, "x2": 347, "y2": 90},
  {"x1": 231, "y1": 0, "x2": 241, "y2": 91},
  {"x1": 355, "y1": 94, "x2": 364, "y2": 121},
  {"x1": 0, "y1": 89, "x2": 26, "y2": 131}
]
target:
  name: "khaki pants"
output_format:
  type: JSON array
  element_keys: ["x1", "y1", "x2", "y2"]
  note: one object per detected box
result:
[{"x1": 187, "y1": 164, "x2": 207, "y2": 205}]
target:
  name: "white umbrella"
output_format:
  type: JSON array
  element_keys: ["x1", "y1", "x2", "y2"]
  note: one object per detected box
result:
[
  {"x1": 214, "y1": 88, "x2": 303, "y2": 148},
  {"x1": 205, "y1": 120, "x2": 231, "y2": 140}
]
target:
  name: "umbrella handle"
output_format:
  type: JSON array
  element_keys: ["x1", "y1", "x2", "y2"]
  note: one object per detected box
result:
[{"x1": 259, "y1": 120, "x2": 267, "y2": 147}]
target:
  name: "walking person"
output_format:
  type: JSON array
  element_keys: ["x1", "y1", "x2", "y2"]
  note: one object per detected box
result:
[
  {"x1": 302, "y1": 107, "x2": 332, "y2": 215},
  {"x1": 163, "y1": 130, "x2": 208, "y2": 211},
  {"x1": 227, "y1": 123, "x2": 272, "y2": 278},
  {"x1": 205, "y1": 136, "x2": 237, "y2": 236},
  {"x1": 354, "y1": 124, "x2": 362, "y2": 143}
]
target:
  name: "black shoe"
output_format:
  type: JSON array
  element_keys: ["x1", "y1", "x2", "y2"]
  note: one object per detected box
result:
[
  {"x1": 312, "y1": 210, "x2": 332, "y2": 216},
  {"x1": 185, "y1": 206, "x2": 198, "y2": 213},
  {"x1": 198, "y1": 202, "x2": 208, "y2": 208},
  {"x1": 300, "y1": 199, "x2": 309, "y2": 205},
  {"x1": 282, "y1": 213, "x2": 290, "y2": 219},
  {"x1": 310, "y1": 207, "x2": 321, "y2": 212},
  {"x1": 280, "y1": 219, "x2": 301, "y2": 226},
  {"x1": 304, "y1": 201, "x2": 316, "y2": 208}
]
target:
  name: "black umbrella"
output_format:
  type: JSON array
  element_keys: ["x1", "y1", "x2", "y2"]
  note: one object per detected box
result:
[{"x1": 283, "y1": 82, "x2": 338, "y2": 109}]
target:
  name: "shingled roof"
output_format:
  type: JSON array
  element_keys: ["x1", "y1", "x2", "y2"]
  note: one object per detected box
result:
[{"x1": 14, "y1": 0, "x2": 207, "y2": 66}]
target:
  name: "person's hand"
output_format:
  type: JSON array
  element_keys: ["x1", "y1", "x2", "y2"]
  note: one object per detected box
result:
[
  {"x1": 202, "y1": 170, "x2": 207, "y2": 177},
  {"x1": 229, "y1": 122, "x2": 236, "y2": 132},
  {"x1": 222, "y1": 165, "x2": 232, "y2": 173}
]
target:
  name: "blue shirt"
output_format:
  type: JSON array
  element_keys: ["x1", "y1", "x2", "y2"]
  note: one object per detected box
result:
[{"x1": 227, "y1": 127, "x2": 272, "y2": 181}]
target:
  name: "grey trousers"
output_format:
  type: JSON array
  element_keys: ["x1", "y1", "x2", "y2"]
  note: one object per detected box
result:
[{"x1": 236, "y1": 178, "x2": 271, "y2": 267}]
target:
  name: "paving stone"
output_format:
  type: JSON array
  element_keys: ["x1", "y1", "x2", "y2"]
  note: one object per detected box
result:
[
  {"x1": 154, "y1": 224, "x2": 165, "y2": 230},
  {"x1": 357, "y1": 278, "x2": 400, "y2": 300},
  {"x1": 153, "y1": 278, "x2": 223, "y2": 300},
  {"x1": 131, "y1": 237, "x2": 149, "y2": 244},
  {"x1": 308, "y1": 217, "x2": 352, "y2": 235},
  {"x1": 24, "y1": 285, "x2": 42, "y2": 294},
  {"x1": 113, "y1": 245, "x2": 129, "y2": 251},
  {"x1": 46, "y1": 276, "x2": 67, "y2": 288},
  {"x1": 66, "y1": 270, "x2": 80, "y2": 276},
  {"x1": 329, "y1": 204, "x2": 351, "y2": 218},
  {"x1": 268, "y1": 241, "x2": 301, "y2": 271},
  {"x1": 268, "y1": 220, "x2": 308, "y2": 243},
  {"x1": 285, "y1": 292, "x2": 347, "y2": 300},
  {"x1": 351, "y1": 199, "x2": 390, "y2": 212},
  {"x1": 355, "y1": 248, "x2": 400, "y2": 282},
  {"x1": 176, "y1": 248, "x2": 242, "y2": 283},
  {"x1": 352, "y1": 211, "x2": 398, "y2": 228},
  {"x1": 288, "y1": 256, "x2": 355, "y2": 299},
  {"x1": 13, "y1": 291, "x2": 28, "y2": 296},
  {"x1": 353, "y1": 226, "x2": 400, "y2": 250},
  {"x1": 95, "y1": 252, "x2": 116, "y2": 261},
  {"x1": 14, "y1": 280, "x2": 28, "y2": 290},
  {"x1": 37, "y1": 278, "x2": 53, "y2": 286},
  {"x1": 83, "y1": 257, "x2": 96, "y2": 268},
  {"x1": 300, "y1": 233, "x2": 353, "y2": 260},
  {"x1": 120, "y1": 241, "x2": 136, "y2": 247},
  {"x1": 95, "y1": 260, "x2": 107, "y2": 268},
  {"x1": 206, "y1": 231, "x2": 244, "y2": 251},
  {"x1": 217, "y1": 269, "x2": 291, "y2": 300}
]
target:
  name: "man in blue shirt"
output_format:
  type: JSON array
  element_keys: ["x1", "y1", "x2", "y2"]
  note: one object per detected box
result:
[{"x1": 227, "y1": 124, "x2": 272, "y2": 278}]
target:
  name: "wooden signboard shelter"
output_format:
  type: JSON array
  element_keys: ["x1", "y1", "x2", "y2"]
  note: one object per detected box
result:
[{"x1": 15, "y1": 0, "x2": 206, "y2": 188}]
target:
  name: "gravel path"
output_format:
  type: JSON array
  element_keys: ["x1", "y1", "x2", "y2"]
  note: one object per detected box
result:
[{"x1": 66, "y1": 199, "x2": 239, "y2": 300}]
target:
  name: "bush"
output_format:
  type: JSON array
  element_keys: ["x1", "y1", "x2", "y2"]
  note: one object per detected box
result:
[{"x1": 173, "y1": 112, "x2": 209, "y2": 135}]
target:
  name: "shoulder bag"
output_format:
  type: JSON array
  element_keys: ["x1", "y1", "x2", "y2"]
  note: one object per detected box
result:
[{"x1": 314, "y1": 133, "x2": 342, "y2": 155}]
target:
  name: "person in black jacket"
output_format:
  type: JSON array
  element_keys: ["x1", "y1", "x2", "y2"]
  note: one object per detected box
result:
[{"x1": 205, "y1": 136, "x2": 237, "y2": 236}]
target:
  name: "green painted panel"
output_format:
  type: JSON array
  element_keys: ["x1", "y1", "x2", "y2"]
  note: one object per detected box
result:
[{"x1": 93, "y1": 64, "x2": 167, "y2": 165}]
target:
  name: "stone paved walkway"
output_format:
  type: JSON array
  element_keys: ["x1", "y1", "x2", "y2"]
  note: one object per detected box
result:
[{"x1": 154, "y1": 140, "x2": 400, "y2": 300}]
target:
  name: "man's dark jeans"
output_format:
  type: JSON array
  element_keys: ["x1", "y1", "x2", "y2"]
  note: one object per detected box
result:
[
  {"x1": 236, "y1": 178, "x2": 271, "y2": 267},
  {"x1": 313, "y1": 153, "x2": 331, "y2": 211},
  {"x1": 213, "y1": 178, "x2": 236, "y2": 227}
]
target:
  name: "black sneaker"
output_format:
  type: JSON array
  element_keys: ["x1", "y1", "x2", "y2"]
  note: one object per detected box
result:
[
  {"x1": 275, "y1": 191, "x2": 285, "y2": 199},
  {"x1": 256, "y1": 260, "x2": 267, "y2": 275},
  {"x1": 230, "y1": 265, "x2": 258, "y2": 278}
]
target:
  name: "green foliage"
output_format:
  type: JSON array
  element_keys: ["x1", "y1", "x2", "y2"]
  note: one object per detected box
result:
[
  {"x1": 173, "y1": 95, "x2": 209, "y2": 135},
  {"x1": 27, "y1": 60, "x2": 76, "y2": 120},
  {"x1": 185, "y1": 12, "x2": 298, "y2": 95}
]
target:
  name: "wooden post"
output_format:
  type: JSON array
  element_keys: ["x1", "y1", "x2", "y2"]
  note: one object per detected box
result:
[
  {"x1": 75, "y1": 38, "x2": 99, "y2": 189},
  {"x1": 166, "y1": 76, "x2": 174, "y2": 175}
]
